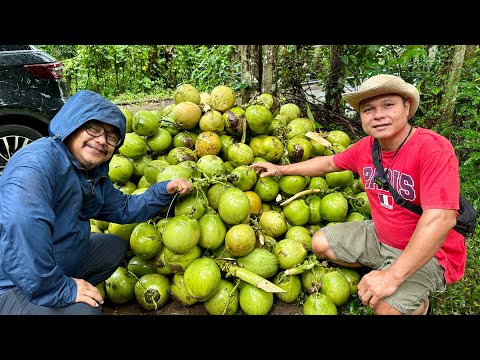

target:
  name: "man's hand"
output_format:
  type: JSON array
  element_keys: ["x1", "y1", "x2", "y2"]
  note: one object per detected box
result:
[
  {"x1": 250, "y1": 162, "x2": 282, "y2": 178},
  {"x1": 356, "y1": 270, "x2": 398, "y2": 308},
  {"x1": 73, "y1": 277, "x2": 104, "y2": 308},
  {"x1": 166, "y1": 178, "x2": 193, "y2": 195}
]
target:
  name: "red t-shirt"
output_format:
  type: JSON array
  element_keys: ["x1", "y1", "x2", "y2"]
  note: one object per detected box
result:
[{"x1": 333, "y1": 127, "x2": 466, "y2": 284}]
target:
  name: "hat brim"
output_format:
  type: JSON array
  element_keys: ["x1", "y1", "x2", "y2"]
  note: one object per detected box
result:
[{"x1": 342, "y1": 78, "x2": 419, "y2": 119}]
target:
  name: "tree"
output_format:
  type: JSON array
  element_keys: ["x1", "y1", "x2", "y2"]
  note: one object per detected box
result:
[
  {"x1": 439, "y1": 45, "x2": 466, "y2": 126},
  {"x1": 238, "y1": 45, "x2": 261, "y2": 105},
  {"x1": 325, "y1": 45, "x2": 344, "y2": 114},
  {"x1": 426, "y1": 45, "x2": 466, "y2": 128},
  {"x1": 237, "y1": 45, "x2": 280, "y2": 104},
  {"x1": 261, "y1": 45, "x2": 279, "y2": 95}
]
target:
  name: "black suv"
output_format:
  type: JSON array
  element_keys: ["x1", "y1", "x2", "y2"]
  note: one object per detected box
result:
[{"x1": 0, "y1": 45, "x2": 68, "y2": 175}]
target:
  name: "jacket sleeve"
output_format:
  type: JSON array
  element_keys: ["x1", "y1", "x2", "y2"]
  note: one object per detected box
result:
[
  {"x1": 0, "y1": 154, "x2": 77, "y2": 307},
  {"x1": 96, "y1": 180, "x2": 176, "y2": 224}
]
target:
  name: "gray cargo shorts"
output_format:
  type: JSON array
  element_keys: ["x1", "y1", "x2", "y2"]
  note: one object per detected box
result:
[{"x1": 321, "y1": 220, "x2": 447, "y2": 314}]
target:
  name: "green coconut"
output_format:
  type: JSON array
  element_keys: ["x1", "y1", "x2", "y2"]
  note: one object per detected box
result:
[
  {"x1": 320, "y1": 270, "x2": 351, "y2": 307},
  {"x1": 218, "y1": 187, "x2": 251, "y2": 225},
  {"x1": 120, "y1": 108, "x2": 134, "y2": 133},
  {"x1": 161, "y1": 245, "x2": 202, "y2": 274},
  {"x1": 135, "y1": 273, "x2": 170, "y2": 311},
  {"x1": 273, "y1": 271, "x2": 302, "y2": 303},
  {"x1": 198, "y1": 212, "x2": 227, "y2": 250},
  {"x1": 279, "y1": 103, "x2": 301, "y2": 123},
  {"x1": 273, "y1": 239, "x2": 308, "y2": 270},
  {"x1": 108, "y1": 154, "x2": 133, "y2": 184},
  {"x1": 227, "y1": 142, "x2": 254, "y2": 168},
  {"x1": 183, "y1": 257, "x2": 221, "y2": 301},
  {"x1": 210, "y1": 85, "x2": 236, "y2": 112},
  {"x1": 172, "y1": 101, "x2": 202, "y2": 129},
  {"x1": 319, "y1": 192, "x2": 349, "y2": 222},
  {"x1": 204, "y1": 279, "x2": 239, "y2": 315},
  {"x1": 166, "y1": 146, "x2": 198, "y2": 165},
  {"x1": 258, "y1": 210, "x2": 288, "y2": 238},
  {"x1": 162, "y1": 214, "x2": 200, "y2": 254},
  {"x1": 132, "y1": 110, "x2": 160, "y2": 137},
  {"x1": 196, "y1": 154, "x2": 225, "y2": 178},
  {"x1": 303, "y1": 292, "x2": 338, "y2": 315},
  {"x1": 239, "y1": 283, "x2": 273, "y2": 315},
  {"x1": 236, "y1": 248, "x2": 279, "y2": 279},
  {"x1": 199, "y1": 109, "x2": 224, "y2": 133},
  {"x1": 129, "y1": 222, "x2": 163, "y2": 260},
  {"x1": 245, "y1": 104, "x2": 273, "y2": 135},
  {"x1": 224, "y1": 224, "x2": 256, "y2": 257},
  {"x1": 326, "y1": 130, "x2": 351, "y2": 148},
  {"x1": 147, "y1": 127, "x2": 173, "y2": 155},
  {"x1": 105, "y1": 266, "x2": 137, "y2": 305},
  {"x1": 223, "y1": 106, "x2": 246, "y2": 136},
  {"x1": 173, "y1": 83, "x2": 200, "y2": 105},
  {"x1": 258, "y1": 135, "x2": 284, "y2": 163},
  {"x1": 195, "y1": 131, "x2": 222, "y2": 157},
  {"x1": 118, "y1": 132, "x2": 147, "y2": 158},
  {"x1": 170, "y1": 273, "x2": 198, "y2": 306}
]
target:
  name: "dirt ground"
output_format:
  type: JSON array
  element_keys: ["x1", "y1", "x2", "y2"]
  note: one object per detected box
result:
[
  {"x1": 101, "y1": 297, "x2": 304, "y2": 316},
  {"x1": 117, "y1": 98, "x2": 174, "y2": 114}
]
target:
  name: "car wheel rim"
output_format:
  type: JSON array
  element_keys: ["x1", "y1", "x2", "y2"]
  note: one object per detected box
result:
[{"x1": 0, "y1": 135, "x2": 33, "y2": 175}]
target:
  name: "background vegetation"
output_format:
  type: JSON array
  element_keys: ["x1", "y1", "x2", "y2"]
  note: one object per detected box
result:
[{"x1": 39, "y1": 45, "x2": 480, "y2": 315}]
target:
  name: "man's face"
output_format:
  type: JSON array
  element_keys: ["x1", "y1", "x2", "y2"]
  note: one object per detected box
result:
[
  {"x1": 358, "y1": 93, "x2": 410, "y2": 140},
  {"x1": 65, "y1": 121, "x2": 119, "y2": 171}
]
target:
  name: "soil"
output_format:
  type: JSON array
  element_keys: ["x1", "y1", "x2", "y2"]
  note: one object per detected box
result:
[
  {"x1": 117, "y1": 98, "x2": 174, "y2": 113},
  {"x1": 102, "y1": 296, "x2": 304, "y2": 316}
]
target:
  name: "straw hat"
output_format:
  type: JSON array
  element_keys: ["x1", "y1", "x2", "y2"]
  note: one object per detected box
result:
[{"x1": 342, "y1": 74, "x2": 420, "y2": 119}]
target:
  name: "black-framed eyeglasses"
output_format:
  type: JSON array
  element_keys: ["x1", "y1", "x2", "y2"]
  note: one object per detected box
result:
[{"x1": 85, "y1": 121, "x2": 121, "y2": 147}]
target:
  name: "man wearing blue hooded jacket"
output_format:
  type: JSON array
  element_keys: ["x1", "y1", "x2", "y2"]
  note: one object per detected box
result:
[{"x1": 0, "y1": 90, "x2": 193, "y2": 315}]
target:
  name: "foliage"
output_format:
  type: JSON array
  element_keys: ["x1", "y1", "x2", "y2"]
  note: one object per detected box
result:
[
  {"x1": 167, "y1": 45, "x2": 241, "y2": 92},
  {"x1": 38, "y1": 45, "x2": 241, "y2": 99},
  {"x1": 277, "y1": 45, "x2": 328, "y2": 97}
]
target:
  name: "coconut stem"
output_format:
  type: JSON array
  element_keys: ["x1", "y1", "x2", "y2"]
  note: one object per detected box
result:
[
  {"x1": 215, "y1": 259, "x2": 286, "y2": 293},
  {"x1": 284, "y1": 254, "x2": 320, "y2": 275},
  {"x1": 280, "y1": 188, "x2": 321, "y2": 206}
]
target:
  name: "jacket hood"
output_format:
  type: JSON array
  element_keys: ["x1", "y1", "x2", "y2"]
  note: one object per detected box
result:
[{"x1": 48, "y1": 90, "x2": 126, "y2": 146}]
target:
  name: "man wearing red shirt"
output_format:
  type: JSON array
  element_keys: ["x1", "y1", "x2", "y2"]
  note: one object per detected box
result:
[{"x1": 251, "y1": 74, "x2": 465, "y2": 315}]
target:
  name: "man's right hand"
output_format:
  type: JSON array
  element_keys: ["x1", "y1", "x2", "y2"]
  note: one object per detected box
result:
[
  {"x1": 250, "y1": 162, "x2": 282, "y2": 178},
  {"x1": 73, "y1": 277, "x2": 103, "y2": 308},
  {"x1": 166, "y1": 178, "x2": 193, "y2": 195}
]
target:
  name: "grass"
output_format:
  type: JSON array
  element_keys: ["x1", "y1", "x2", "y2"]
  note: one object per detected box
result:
[{"x1": 430, "y1": 231, "x2": 480, "y2": 315}]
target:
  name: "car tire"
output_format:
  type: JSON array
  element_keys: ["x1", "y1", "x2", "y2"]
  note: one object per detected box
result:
[{"x1": 0, "y1": 124, "x2": 44, "y2": 175}]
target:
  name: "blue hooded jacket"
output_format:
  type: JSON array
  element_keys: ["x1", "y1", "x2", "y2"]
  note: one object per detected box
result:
[{"x1": 0, "y1": 90, "x2": 176, "y2": 307}]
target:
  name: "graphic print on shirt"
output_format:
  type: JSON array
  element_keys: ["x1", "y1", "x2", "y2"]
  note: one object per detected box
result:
[
  {"x1": 378, "y1": 193, "x2": 394, "y2": 210},
  {"x1": 363, "y1": 167, "x2": 416, "y2": 211}
]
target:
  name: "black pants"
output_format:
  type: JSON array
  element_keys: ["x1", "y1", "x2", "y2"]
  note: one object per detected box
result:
[{"x1": 0, "y1": 233, "x2": 127, "y2": 315}]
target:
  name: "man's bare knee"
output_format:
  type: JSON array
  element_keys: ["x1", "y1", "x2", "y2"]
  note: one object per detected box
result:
[{"x1": 311, "y1": 230, "x2": 332, "y2": 259}]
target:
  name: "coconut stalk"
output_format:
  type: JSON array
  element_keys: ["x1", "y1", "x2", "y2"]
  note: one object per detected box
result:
[
  {"x1": 215, "y1": 258, "x2": 286, "y2": 293},
  {"x1": 284, "y1": 254, "x2": 324, "y2": 275},
  {"x1": 305, "y1": 131, "x2": 332, "y2": 148},
  {"x1": 280, "y1": 188, "x2": 321, "y2": 206}
]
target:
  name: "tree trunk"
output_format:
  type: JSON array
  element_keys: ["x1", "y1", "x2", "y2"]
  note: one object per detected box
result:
[
  {"x1": 326, "y1": 45, "x2": 344, "y2": 114},
  {"x1": 424, "y1": 46, "x2": 453, "y2": 128},
  {"x1": 464, "y1": 45, "x2": 477, "y2": 61},
  {"x1": 237, "y1": 45, "x2": 262, "y2": 105},
  {"x1": 261, "y1": 45, "x2": 279, "y2": 95},
  {"x1": 439, "y1": 45, "x2": 466, "y2": 127}
]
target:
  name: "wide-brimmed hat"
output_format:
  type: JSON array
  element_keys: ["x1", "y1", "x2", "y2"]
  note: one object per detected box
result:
[{"x1": 342, "y1": 74, "x2": 420, "y2": 119}]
